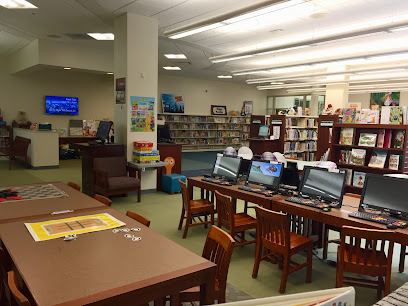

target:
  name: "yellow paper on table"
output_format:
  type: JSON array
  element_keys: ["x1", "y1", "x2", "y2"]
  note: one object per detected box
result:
[{"x1": 25, "y1": 213, "x2": 125, "y2": 242}]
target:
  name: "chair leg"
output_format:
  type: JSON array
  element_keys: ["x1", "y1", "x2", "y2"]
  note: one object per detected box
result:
[
  {"x1": 218, "y1": 289, "x2": 226, "y2": 304},
  {"x1": 183, "y1": 215, "x2": 191, "y2": 239},
  {"x1": 8, "y1": 156, "x2": 11, "y2": 170},
  {"x1": 210, "y1": 210, "x2": 214, "y2": 225},
  {"x1": 335, "y1": 253, "x2": 343, "y2": 288},
  {"x1": 244, "y1": 201, "x2": 248, "y2": 214},
  {"x1": 137, "y1": 187, "x2": 141, "y2": 202},
  {"x1": 322, "y1": 226, "x2": 329, "y2": 260},
  {"x1": 399, "y1": 245, "x2": 406, "y2": 273},
  {"x1": 204, "y1": 215, "x2": 208, "y2": 228},
  {"x1": 252, "y1": 242, "x2": 262, "y2": 278},
  {"x1": 178, "y1": 207, "x2": 185, "y2": 230},
  {"x1": 306, "y1": 244, "x2": 312, "y2": 283},
  {"x1": 377, "y1": 276, "x2": 385, "y2": 299},
  {"x1": 280, "y1": 256, "x2": 290, "y2": 294}
]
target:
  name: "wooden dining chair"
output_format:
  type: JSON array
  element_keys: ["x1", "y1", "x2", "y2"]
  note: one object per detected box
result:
[
  {"x1": 126, "y1": 211, "x2": 151, "y2": 227},
  {"x1": 8, "y1": 271, "x2": 30, "y2": 306},
  {"x1": 67, "y1": 181, "x2": 81, "y2": 192},
  {"x1": 252, "y1": 206, "x2": 313, "y2": 294},
  {"x1": 0, "y1": 248, "x2": 11, "y2": 306},
  {"x1": 93, "y1": 194, "x2": 112, "y2": 206},
  {"x1": 214, "y1": 190, "x2": 257, "y2": 247},
  {"x1": 178, "y1": 179, "x2": 214, "y2": 239},
  {"x1": 336, "y1": 226, "x2": 394, "y2": 299},
  {"x1": 178, "y1": 226, "x2": 235, "y2": 304}
]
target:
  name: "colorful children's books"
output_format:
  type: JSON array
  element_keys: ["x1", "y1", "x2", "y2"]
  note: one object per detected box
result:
[
  {"x1": 350, "y1": 149, "x2": 366, "y2": 166},
  {"x1": 390, "y1": 106, "x2": 403, "y2": 125},
  {"x1": 339, "y1": 128, "x2": 354, "y2": 145},
  {"x1": 339, "y1": 150, "x2": 351, "y2": 163},
  {"x1": 377, "y1": 129, "x2": 385, "y2": 148},
  {"x1": 394, "y1": 130, "x2": 405, "y2": 149},
  {"x1": 342, "y1": 108, "x2": 357, "y2": 123},
  {"x1": 389, "y1": 154, "x2": 401, "y2": 170},
  {"x1": 358, "y1": 133, "x2": 377, "y2": 147},
  {"x1": 368, "y1": 149, "x2": 387, "y2": 168},
  {"x1": 353, "y1": 171, "x2": 366, "y2": 188},
  {"x1": 380, "y1": 106, "x2": 391, "y2": 124}
]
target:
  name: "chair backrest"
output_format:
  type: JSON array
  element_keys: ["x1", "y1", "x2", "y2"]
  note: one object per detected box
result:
[
  {"x1": 255, "y1": 206, "x2": 290, "y2": 253},
  {"x1": 340, "y1": 226, "x2": 394, "y2": 268},
  {"x1": 11, "y1": 137, "x2": 31, "y2": 155},
  {"x1": 214, "y1": 191, "x2": 235, "y2": 230},
  {"x1": 179, "y1": 179, "x2": 190, "y2": 213},
  {"x1": 67, "y1": 182, "x2": 81, "y2": 192},
  {"x1": 93, "y1": 194, "x2": 112, "y2": 206},
  {"x1": 164, "y1": 156, "x2": 175, "y2": 174},
  {"x1": 8, "y1": 271, "x2": 30, "y2": 306},
  {"x1": 126, "y1": 211, "x2": 151, "y2": 227},
  {"x1": 202, "y1": 226, "x2": 235, "y2": 293},
  {"x1": 93, "y1": 156, "x2": 127, "y2": 177}
]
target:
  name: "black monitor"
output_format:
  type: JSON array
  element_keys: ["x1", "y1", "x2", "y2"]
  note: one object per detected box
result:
[
  {"x1": 258, "y1": 125, "x2": 270, "y2": 137},
  {"x1": 359, "y1": 174, "x2": 408, "y2": 217},
  {"x1": 157, "y1": 124, "x2": 171, "y2": 142},
  {"x1": 299, "y1": 166, "x2": 346, "y2": 207},
  {"x1": 280, "y1": 161, "x2": 300, "y2": 190},
  {"x1": 96, "y1": 121, "x2": 113, "y2": 143},
  {"x1": 239, "y1": 159, "x2": 251, "y2": 176},
  {"x1": 247, "y1": 160, "x2": 283, "y2": 191},
  {"x1": 211, "y1": 155, "x2": 242, "y2": 184}
]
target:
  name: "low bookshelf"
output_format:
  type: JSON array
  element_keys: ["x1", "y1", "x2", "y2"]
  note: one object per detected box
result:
[{"x1": 330, "y1": 123, "x2": 408, "y2": 194}]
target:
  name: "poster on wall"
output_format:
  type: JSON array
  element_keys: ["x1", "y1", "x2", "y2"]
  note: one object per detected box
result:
[
  {"x1": 115, "y1": 78, "x2": 126, "y2": 104},
  {"x1": 370, "y1": 92, "x2": 400, "y2": 109},
  {"x1": 162, "y1": 93, "x2": 184, "y2": 113},
  {"x1": 244, "y1": 101, "x2": 253, "y2": 115},
  {"x1": 130, "y1": 96, "x2": 155, "y2": 132}
]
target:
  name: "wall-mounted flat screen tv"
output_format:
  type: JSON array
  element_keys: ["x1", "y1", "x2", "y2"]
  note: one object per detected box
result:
[{"x1": 46, "y1": 96, "x2": 78, "y2": 115}]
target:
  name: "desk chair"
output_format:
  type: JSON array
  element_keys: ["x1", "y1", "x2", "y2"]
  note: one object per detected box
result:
[
  {"x1": 126, "y1": 211, "x2": 150, "y2": 227},
  {"x1": 67, "y1": 182, "x2": 81, "y2": 192},
  {"x1": 252, "y1": 207, "x2": 313, "y2": 294},
  {"x1": 8, "y1": 271, "x2": 30, "y2": 306},
  {"x1": 179, "y1": 179, "x2": 214, "y2": 239},
  {"x1": 336, "y1": 226, "x2": 394, "y2": 299},
  {"x1": 215, "y1": 190, "x2": 257, "y2": 247},
  {"x1": 178, "y1": 226, "x2": 235, "y2": 304},
  {"x1": 93, "y1": 194, "x2": 112, "y2": 207}
]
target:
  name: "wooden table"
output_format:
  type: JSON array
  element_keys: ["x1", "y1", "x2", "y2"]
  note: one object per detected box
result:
[{"x1": 0, "y1": 207, "x2": 216, "y2": 305}]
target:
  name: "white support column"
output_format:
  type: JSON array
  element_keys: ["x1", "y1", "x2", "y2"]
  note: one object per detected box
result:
[{"x1": 325, "y1": 65, "x2": 350, "y2": 109}]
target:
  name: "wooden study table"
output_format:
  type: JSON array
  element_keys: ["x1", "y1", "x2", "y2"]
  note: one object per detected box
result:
[{"x1": 0, "y1": 206, "x2": 216, "y2": 305}]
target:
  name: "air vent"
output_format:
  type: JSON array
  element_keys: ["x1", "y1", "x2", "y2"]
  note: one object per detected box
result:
[{"x1": 64, "y1": 33, "x2": 94, "y2": 40}]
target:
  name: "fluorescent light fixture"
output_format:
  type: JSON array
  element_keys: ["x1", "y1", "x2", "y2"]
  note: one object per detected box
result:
[
  {"x1": 270, "y1": 82, "x2": 284, "y2": 85},
  {"x1": 164, "y1": 54, "x2": 187, "y2": 59},
  {"x1": 63, "y1": 67, "x2": 71, "y2": 70},
  {"x1": 355, "y1": 68, "x2": 407, "y2": 75},
  {"x1": 390, "y1": 25, "x2": 408, "y2": 32},
  {"x1": 0, "y1": 0, "x2": 37, "y2": 8},
  {"x1": 168, "y1": 23, "x2": 223, "y2": 39},
  {"x1": 218, "y1": 75, "x2": 232, "y2": 79},
  {"x1": 107, "y1": 72, "x2": 114, "y2": 75},
  {"x1": 163, "y1": 66, "x2": 181, "y2": 70},
  {"x1": 87, "y1": 33, "x2": 114, "y2": 40}
]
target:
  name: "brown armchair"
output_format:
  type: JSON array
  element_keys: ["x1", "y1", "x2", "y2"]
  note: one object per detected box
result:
[
  {"x1": 2, "y1": 136, "x2": 31, "y2": 170},
  {"x1": 93, "y1": 156, "x2": 141, "y2": 202}
]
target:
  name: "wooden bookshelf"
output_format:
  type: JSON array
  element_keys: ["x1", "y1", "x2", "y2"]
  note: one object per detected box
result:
[
  {"x1": 285, "y1": 115, "x2": 318, "y2": 161},
  {"x1": 330, "y1": 122, "x2": 408, "y2": 194},
  {"x1": 316, "y1": 115, "x2": 339, "y2": 160}
]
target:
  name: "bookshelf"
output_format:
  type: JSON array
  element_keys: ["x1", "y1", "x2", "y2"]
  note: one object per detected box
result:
[
  {"x1": 157, "y1": 113, "x2": 250, "y2": 152},
  {"x1": 330, "y1": 123, "x2": 408, "y2": 194},
  {"x1": 316, "y1": 115, "x2": 339, "y2": 160}
]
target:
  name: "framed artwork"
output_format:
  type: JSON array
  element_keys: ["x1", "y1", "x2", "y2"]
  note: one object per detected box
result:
[
  {"x1": 211, "y1": 105, "x2": 227, "y2": 115},
  {"x1": 244, "y1": 101, "x2": 253, "y2": 115},
  {"x1": 370, "y1": 92, "x2": 400, "y2": 108},
  {"x1": 162, "y1": 93, "x2": 184, "y2": 113}
]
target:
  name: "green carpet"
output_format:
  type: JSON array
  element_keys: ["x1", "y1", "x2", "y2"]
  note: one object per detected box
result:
[{"x1": 1, "y1": 159, "x2": 408, "y2": 305}]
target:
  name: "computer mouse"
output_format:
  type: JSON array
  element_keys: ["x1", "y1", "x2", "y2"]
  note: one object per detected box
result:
[
  {"x1": 322, "y1": 207, "x2": 331, "y2": 212},
  {"x1": 387, "y1": 223, "x2": 398, "y2": 229}
]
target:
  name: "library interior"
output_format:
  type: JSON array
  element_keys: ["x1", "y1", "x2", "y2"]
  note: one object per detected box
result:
[{"x1": 3, "y1": 0, "x2": 408, "y2": 305}]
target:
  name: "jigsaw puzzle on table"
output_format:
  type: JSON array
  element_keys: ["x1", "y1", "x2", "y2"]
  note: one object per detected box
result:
[
  {"x1": 25, "y1": 213, "x2": 125, "y2": 242},
  {"x1": 0, "y1": 184, "x2": 68, "y2": 203}
]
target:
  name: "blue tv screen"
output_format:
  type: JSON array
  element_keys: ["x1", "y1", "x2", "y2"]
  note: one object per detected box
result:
[{"x1": 46, "y1": 96, "x2": 78, "y2": 115}]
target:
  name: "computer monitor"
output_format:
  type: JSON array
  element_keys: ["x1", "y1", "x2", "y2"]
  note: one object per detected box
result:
[
  {"x1": 280, "y1": 161, "x2": 300, "y2": 190},
  {"x1": 157, "y1": 124, "x2": 171, "y2": 142},
  {"x1": 258, "y1": 125, "x2": 270, "y2": 137},
  {"x1": 96, "y1": 121, "x2": 113, "y2": 143},
  {"x1": 247, "y1": 160, "x2": 283, "y2": 191},
  {"x1": 299, "y1": 166, "x2": 346, "y2": 207},
  {"x1": 359, "y1": 174, "x2": 408, "y2": 217},
  {"x1": 211, "y1": 156, "x2": 242, "y2": 184},
  {"x1": 239, "y1": 159, "x2": 251, "y2": 176}
]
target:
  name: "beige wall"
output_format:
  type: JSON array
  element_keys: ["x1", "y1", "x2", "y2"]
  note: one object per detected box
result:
[
  {"x1": 0, "y1": 61, "x2": 114, "y2": 131},
  {"x1": 158, "y1": 74, "x2": 268, "y2": 115}
]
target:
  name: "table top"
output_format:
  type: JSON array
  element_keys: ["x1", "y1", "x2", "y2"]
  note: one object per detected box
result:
[
  {"x1": 0, "y1": 182, "x2": 106, "y2": 223},
  {"x1": 0, "y1": 207, "x2": 215, "y2": 306}
]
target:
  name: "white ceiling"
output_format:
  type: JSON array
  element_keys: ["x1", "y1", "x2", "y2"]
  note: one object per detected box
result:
[{"x1": 1, "y1": 0, "x2": 408, "y2": 84}]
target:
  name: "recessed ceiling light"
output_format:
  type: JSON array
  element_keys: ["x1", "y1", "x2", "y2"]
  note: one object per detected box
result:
[
  {"x1": 87, "y1": 33, "x2": 114, "y2": 40},
  {"x1": 107, "y1": 72, "x2": 113, "y2": 75},
  {"x1": 63, "y1": 67, "x2": 71, "y2": 70},
  {"x1": 164, "y1": 54, "x2": 187, "y2": 59},
  {"x1": 218, "y1": 75, "x2": 232, "y2": 79},
  {"x1": 163, "y1": 66, "x2": 181, "y2": 70},
  {"x1": 0, "y1": 0, "x2": 37, "y2": 9}
]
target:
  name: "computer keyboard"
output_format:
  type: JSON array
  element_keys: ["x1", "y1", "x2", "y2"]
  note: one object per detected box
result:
[
  {"x1": 349, "y1": 211, "x2": 408, "y2": 228},
  {"x1": 285, "y1": 197, "x2": 331, "y2": 210},
  {"x1": 238, "y1": 186, "x2": 276, "y2": 197},
  {"x1": 201, "y1": 178, "x2": 232, "y2": 186}
]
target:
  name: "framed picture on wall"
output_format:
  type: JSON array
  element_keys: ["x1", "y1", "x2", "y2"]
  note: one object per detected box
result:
[
  {"x1": 211, "y1": 105, "x2": 227, "y2": 115},
  {"x1": 244, "y1": 101, "x2": 253, "y2": 115},
  {"x1": 162, "y1": 93, "x2": 185, "y2": 113}
]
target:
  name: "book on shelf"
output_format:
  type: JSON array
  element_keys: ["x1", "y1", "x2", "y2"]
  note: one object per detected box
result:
[
  {"x1": 339, "y1": 150, "x2": 351, "y2": 163},
  {"x1": 380, "y1": 106, "x2": 391, "y2": 124},
  {"x1": 384, "y1": 130, "x2": 392, "y2": 148},
  {"x1": 394, "y1": 130, "x2": 405, "y2": 149},
  {"x1": 339, "y1": 168, "x2": 353, "y2": 185},
  {"x1": 339, "y1": 127, "x2": 354, "y2": 145},
  {"x1": 390, "y1": 106, "x2": 403, "y2": 125},
  {"x1": 377, "y1": 129, "x2": 385, "y2": 148},
  {"x1": 358, "y1": 133, "x2": 377, "y2": 147},
  {"x1": 350, "y1": 148, "x2": 366, "y2": 166},
  {"x1": 342, "y1": 108, "x2": 357, "y2": 123},
  {"x1": 360, "y1": 109, "x2": 369, "y2": 123},
  {"x1": 367, "y1": 110, "x2": 380, "y2": 124},
  {"x1": 353, "y1": 171, "x2": 366, "y2": 188},
  {"x1": 389, "y1": 154, "x2": 401, "y2": 170},
  {"x1": 368, "y1": 149, "x2": 387, "y2": 168},
  {"x1": 347, "y1": 102, "x2": 361, "y2": 122}
]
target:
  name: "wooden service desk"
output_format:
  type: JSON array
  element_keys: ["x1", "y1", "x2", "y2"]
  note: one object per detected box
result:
[
  {"x1": 0, "y1": 182, "x2": 105, "y2": 224},
  {"x1": 0, "y1": 207, "x2": 216, "y2": 306}
]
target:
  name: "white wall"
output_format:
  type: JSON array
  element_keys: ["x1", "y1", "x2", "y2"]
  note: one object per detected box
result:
[
  {"x1": 0, "y1": 61, "x2": 114, "y2": 131},
  {"x1": 348, "y1": 92, "x2": 408, "y2": 109},
  {"x1": 158, "y1": 75, "x2": 268, "y2": 115}
]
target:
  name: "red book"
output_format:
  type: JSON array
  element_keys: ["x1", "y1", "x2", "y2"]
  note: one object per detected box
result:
[{"x1": 384, "y1": 130, "x2": 392, "y2": 148}]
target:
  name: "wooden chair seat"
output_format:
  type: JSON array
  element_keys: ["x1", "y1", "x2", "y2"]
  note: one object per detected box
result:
[
  {"x1": 234, "y1": 213, "x2": 257, "y2": 231},
  {"x1": 190, "y1": 199, "x2": 213, "y2": 211}
]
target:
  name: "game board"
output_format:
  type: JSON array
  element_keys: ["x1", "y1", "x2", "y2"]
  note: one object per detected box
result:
[
  {"x1": 25, "y1": 213, "x2": 125, "y2": 242},
  {"x1": 1, "y1": 184, "x2": 67, "y2": 202}
]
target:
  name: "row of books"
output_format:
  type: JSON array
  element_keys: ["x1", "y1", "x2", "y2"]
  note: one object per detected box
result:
[
  {"x1": 339, "y1": 148, "x2": 403, "y2": 170},
  {"x1": 339, "y1": 169, "x2": 366, "y2": 187},
  {"x1": 175, "y1": 138, "x2": 241, "y2": 145},
  {"x1": 286, "y1": 129, "x2": 317, "y2": 141},
  {"x1": 339, "y1": 128, "x2": 405, "y2": 149},
  {"x1": 160, "y1": 115, "x2": 250, "y2": 124},
  {"x1": 285, "y1": 152, "x2": 316, "y2": 161},
  {"x1": 170, "y1": 131, "x2": 241, "y2": 138},
  {"x1": 286, "y1": 118, "x2": 316, "y2": 128},
  {"x1": 168, "y1": 123, "x2": 241, "y2": 130},
  {"x1": 342, "y1": 106, "x2": 408, "y2": 124},
  {"x1": 284, "y1": 141, "x2": 317, "y2": 153}
]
